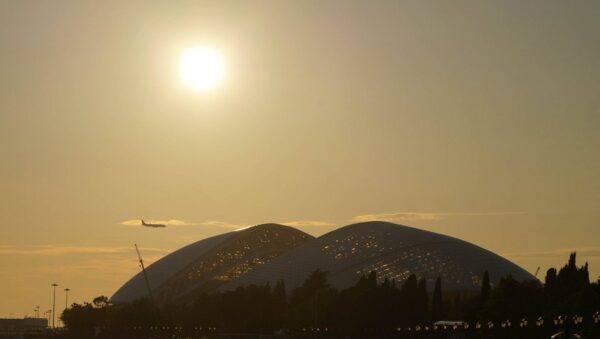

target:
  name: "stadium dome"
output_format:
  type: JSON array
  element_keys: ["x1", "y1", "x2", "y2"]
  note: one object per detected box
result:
[
  {"x1": 110, "y1": 223, "x2": 314, "y2": 304},
  {"x1": 220, "y1": 221, "x2": 535, "y2": 292}
]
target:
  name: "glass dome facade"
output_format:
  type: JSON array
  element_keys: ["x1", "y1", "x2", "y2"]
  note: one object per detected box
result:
[
  {"x1": 112, "y1": 221, "x2": 535, "y2": 304},
  {"x1": 221, "y1": 221, "x2": 535, "y2": 292},
  {"x1": 110, "y1": 224, "x2": 313, "y2": 303}
]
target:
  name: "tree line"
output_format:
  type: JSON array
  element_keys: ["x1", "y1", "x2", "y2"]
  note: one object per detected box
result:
[{"x1": 61, "y1": 253, "x2": 600, "y2": 337}]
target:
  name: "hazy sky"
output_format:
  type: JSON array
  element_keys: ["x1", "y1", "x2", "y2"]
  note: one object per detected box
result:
[{"x1": 1, "y1": 1, "x2": 599, "y2": 318}]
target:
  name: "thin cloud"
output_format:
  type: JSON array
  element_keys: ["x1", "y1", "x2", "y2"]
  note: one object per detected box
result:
[
  {"x1": 0, "y1": 245, "x2": 170, "y2": 256},
  {"x1": 452, "y1": 211, "x2": 527, "y2": 217},
  {"x1": 120, "y1": 219, "x2": 244, "y2": 228},
  {"x1": 354, "y1": 212, "x2": 440, "y2": 222},
  {"x1": 502, "y1": 248, "x2": 600, "y2": 260},
  {"x1": 281, "y1": 220, "x2": 334, "y2": 227},
  {"x1": 31, "y1": 254, "x2": 168, "y2": 288},
  {"x1": 36, "y1": 254, "x2": 164, "y2": 274},
  {"x1": 196, "y1": 220, "x2": 243, "y2": 228},
  {"x1": 353, "y1": 211, "x2": 526, "y2": 222}
]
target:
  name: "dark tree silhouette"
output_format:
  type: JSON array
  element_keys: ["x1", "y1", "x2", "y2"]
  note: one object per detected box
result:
[
  {"x1": 545, "y1": 252, "x2": 596, "y2": 315},
  {"x1": 480, "y1": 270, "x2": 491, "y2": 308},
  {"x1": 60, "y1": 253, "x2": 600, "y2": 338},
  {"x1": 93, "y1": 295, "x2": 110, "y2": 308},
  {"x1": 415, "y1": 278, "x2": 429, "y2": 323},
  {"x1": 399, "y1": 274, "x2": 419, "y2": 325},
  {"x1": 288, "y1": 269, "x2": 336, "y2": 330},
  {"x1": 482, "y1": 276, "x2": 545, "y2": 322},
  {"x1": 431, "y1": 277, "x2": 444, "y2": 321},
  {"x1": 273, "y1": 279, "x2": 286, "y2": 329}
]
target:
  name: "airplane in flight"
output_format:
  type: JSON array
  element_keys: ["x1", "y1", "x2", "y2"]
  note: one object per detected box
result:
[{"x1": 141, "y1": 219, "x2": 166, "y2": 228}]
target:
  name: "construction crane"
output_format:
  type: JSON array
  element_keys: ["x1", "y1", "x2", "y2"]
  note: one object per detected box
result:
[{"x1": 135, "y1": 244, "x2": 153, "y2": 301}]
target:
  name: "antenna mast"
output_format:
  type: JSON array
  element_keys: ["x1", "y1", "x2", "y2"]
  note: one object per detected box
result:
[{"x1": 135, "y1": 244, "x2": 153, "y2": 301}]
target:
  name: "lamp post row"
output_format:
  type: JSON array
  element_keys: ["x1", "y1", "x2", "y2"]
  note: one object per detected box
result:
[{"x1": 46, "y1": 283, "x2": 70, "y2": 328}]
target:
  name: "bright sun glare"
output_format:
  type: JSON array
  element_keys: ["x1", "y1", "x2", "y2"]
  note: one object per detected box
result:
[{"x1": 179, "y1": 46, "x2": 224, "y2": 91}]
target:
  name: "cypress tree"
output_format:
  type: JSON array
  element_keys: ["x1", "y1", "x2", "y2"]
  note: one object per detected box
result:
[
  {"x1": 416, "y1": 278, "x2": 429, "y2": 322},
  {"x1": 401, "y1": 274, "x2": 418, "y2": 295},
  {"x1": 431, "y1": 277, "x2": 444, "y2": 321},
  {"x1": 274, "y1": 280, "x2": 286, "y2": 310},
  {"x1": 367, "y1": 270, "x2": 377, "y2": 289},
  {"x1": 545, "y1": 268, "x2": 558, "y2": 291},
  {"x1": 399, "y1": 274, "x2": 419, "y2": 325},
  {"x1": 480, "y1": 270, "x2": 491, "y2": 307}
]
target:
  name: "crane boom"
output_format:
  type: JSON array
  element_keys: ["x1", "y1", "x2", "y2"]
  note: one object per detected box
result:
[{"x1": 135, "y1": 244, "x2": 153, "y2": 301}]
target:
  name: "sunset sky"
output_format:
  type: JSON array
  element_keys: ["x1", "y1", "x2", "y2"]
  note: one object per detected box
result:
[{"x1": 1, "y1": 1, "x2": 599, "y2": 318}]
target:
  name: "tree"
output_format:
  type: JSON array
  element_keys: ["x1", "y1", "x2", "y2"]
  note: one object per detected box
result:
[
  {"x1": 61, "y1": 302, "x2": 96, "y2": 336},
  {"x1": 431, "y1": 277, "x2": 444, "y2": 321},
  {"x1": 93, "y1": 295, "x2": 110, "y2": 308},
  {"x1": 399, "y1": 274, "x2": 419, "y2": 325},
  {"x1": 545, "y1": 252, "x2": 596, "y2": 315},
  {"x1": 482, "y1": 276, "x2": 545, "y2": 322},
  {"x1": 273, "y1": 280, "x2": 286, "y2": 329},
  {"x1": 480, "y1": 270, "x2": 491, "y2": 308},
  {"x1": 288, "y1": 270, "x2": 336, "y2": 330},
  {"x1": 545, "y1": 268, "x2": 558, "y2": 288},
  {"x1": 415, "y1": 278, "x2": 429, "y2": 323}
]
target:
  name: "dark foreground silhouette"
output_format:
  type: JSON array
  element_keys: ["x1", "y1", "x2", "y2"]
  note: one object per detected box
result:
[{"x1": 59, "y1": 253, "x2": 599, "y2": 338}]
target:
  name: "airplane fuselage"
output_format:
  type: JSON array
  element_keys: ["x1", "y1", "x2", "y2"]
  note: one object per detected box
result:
[{"x1": 141, "y1": 220, "x2": 166, "y2": 228}]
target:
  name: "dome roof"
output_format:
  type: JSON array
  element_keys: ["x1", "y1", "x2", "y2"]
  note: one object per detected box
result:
[
  {"x1": 220, "y1": 221, "x2": 535, "y2": 292},
  {"x1": 110, "y1": 224, "x2": 314, "y2": 303}
]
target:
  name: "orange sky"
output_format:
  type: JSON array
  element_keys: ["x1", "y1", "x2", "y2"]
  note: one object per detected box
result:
[{"x1": 1, "y1": 1, "x2": 599, "y2": 318}]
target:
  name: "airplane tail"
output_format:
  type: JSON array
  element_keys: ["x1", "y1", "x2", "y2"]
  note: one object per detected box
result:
[{"x1": 141, "y1": 219, "x2": 146, "y2": 225}]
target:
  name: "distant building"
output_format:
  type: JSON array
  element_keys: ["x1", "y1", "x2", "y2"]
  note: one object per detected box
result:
[
  {"x1": 0, "y1": 317, "x2": 48, "y2": 331},
  {"x1": 111, "y1": 222, "x2": 535, "y2": 304}
]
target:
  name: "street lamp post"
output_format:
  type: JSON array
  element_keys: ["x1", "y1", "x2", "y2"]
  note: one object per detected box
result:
[
  {"x1": 64, "y1": 288, "x2": 70, "y2": 309},
  {"x1": 64, "y1": 287, "x2": 70, "y2": 325},
  {"x1": 51, "y1": 283, "x2": 58, "y2": 328},
  {"x1": 46, "y1": 310, "x2": 52, "y2": 327}
]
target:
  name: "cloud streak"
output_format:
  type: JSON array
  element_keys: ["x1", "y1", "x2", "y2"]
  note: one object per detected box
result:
[
  {"x1": 0, "y1": 245, "x2": 170, "y2": 256},
  {"x1": 120, "y1": 219, "x2": 244, "y2": 228},
  {"x1": 196, "y1": 220, "x2": 243, "y2": 228},
  {"x1": 354, "y1": 212, "x2": 439, "y2": 222},
  {"x1": 353, "y1": 211, "x2": 526, "y2": 222},
  {"x1": 502, "y1": 248, "x2": 600, "y2": 260},
  {"x1": 281, "y1": 220, "x2": 334, "y2": 227}
]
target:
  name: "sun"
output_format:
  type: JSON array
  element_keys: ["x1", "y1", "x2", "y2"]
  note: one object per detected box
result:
[{"x1": 179, "y1": 46, "x2": 224, "y2": 91}]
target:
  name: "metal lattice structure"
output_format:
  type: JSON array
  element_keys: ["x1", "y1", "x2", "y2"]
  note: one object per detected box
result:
[
  {"x1": 221, "y1": 221, "x2": 535, "y2": 292},
  {"x1": 110, "y1": 224, "x2": 314, "y2": 304}
]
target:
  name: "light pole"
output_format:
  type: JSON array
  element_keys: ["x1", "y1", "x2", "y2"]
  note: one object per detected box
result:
[
  {"x1": 64, "y1": 288, "x2": 70, "y2": 326},
  {"x1": 45, "y1": 310, "x2": 52, "y2": 327},
  {"x1": 51, "y1": 283, "x2": 58, "y2": 328},
  {"x1": 35, "y1": 305, "x2": 40, "y2": 318},
  {"x1": 64, "y1": 288, "x2": 70, "y2": 310}
]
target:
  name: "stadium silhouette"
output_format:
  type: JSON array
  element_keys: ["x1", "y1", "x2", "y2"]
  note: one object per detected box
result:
[{"x1": 111, "y1": 221, "x2": 534, "y2": 304}]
